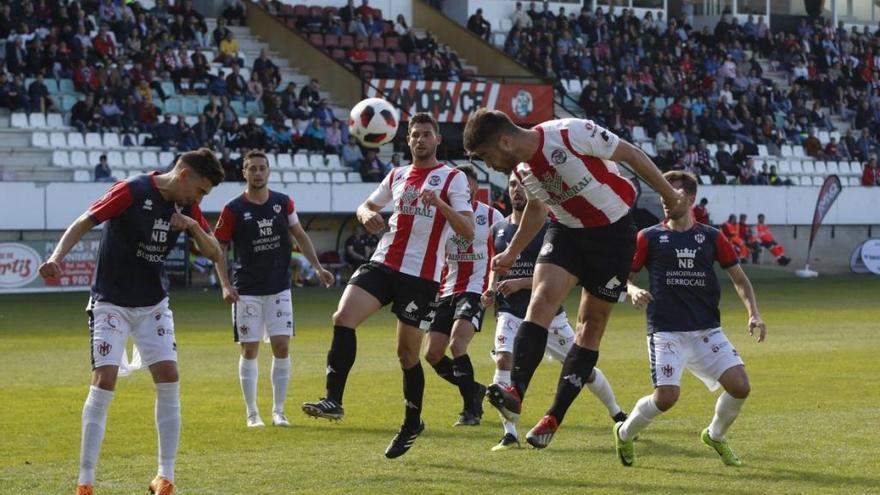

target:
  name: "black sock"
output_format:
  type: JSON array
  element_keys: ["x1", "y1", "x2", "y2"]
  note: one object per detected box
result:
[
  {"x1": 430, "y1": 355, "x2": 460, "y2": 386},
  {"x1": 326, "y1": 325, "x2": 356, "y2": 404},
  {"x1": 511, "y1": 321, "x2": 548, "y2": 400},
  {"x1": 546, "y1": 345, "x2": 599, "y2": 425},
  {"x1": 452, "y1": 354, "x2": 476, "y2": 413},
  {"x1": 402, "y1": 362, "x2": 424, "y2": 427}
]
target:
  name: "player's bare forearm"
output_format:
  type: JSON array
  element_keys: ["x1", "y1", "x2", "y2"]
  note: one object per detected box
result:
[
  {"x1": 214, "y1": 243, "x2": 233, "y2": 288},
  {"x1": 507, "y1": 199, "x2": 547, "y2": 258},
  {"x1": 611, "y1": 141, "x2": 678, "y2": 201},
  {"x1": 443, "y1": 206, "x2": 475, "y2": 240},
  {"x1": 290, "y1": 224, "x2": 324, "y2": 272},
  {"x1": 727, "y1": 265, "x2": 760, "y2": 318},
  {"x1": 188, "y1": 224, "x2": 221, "y2": 263},
  {"x1": 49, "y1": 213, "x2": 97, "y2": 262}
]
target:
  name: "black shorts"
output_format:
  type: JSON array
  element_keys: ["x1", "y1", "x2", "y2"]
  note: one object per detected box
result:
[
  {"x1": 536, "y1": 214, "x2": 637, "y2": 303},
  {"x1": 428, "y1": 292, "x2": 485, "y2": 334},
  {"x1": 349, "y1": 262, "x2": 439, "y2": 327}
]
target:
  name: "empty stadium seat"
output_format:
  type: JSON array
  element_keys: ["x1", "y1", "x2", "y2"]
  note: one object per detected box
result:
[
  {"x1": 325, "y1": 154, "x2": 341, "y2": 169},
  {"x1": 802, "y1": 161, "x2": 815, "y2": 174},
  {"x1": 103, "y1": 133, "x2": 121, "y2": 148},
  {"x1": 790, "y1": 160, "x2": 803, "y2": 174},
  {"x1": 346, "y1": 172, "x2": 362, "y2": 183},
  {"x1": 812, "y1": 176, "x2": 823, "y2": 186},
  {"x1": 277, "y1": 154, "x2": 293, "y2": 169},
  {"x1": 85, "y1": 133, "x2": 103, "y2": 148},
  {"x1": 47, "y1": 132, "x2": 66, "y2": 148},
  {"x1": 299, "y1": 171, "x2": 315, "y2": 182},
  {"x1": 849, "y1": 176, "x2": 860, "y2": 186},
  {"x1": 838, "y1": 162, "x2": 850, "y2": 175},
  {"x1": 826, "y1": 161, "x2": 838, "y2": 175},
  {"x1": 814, "y1": 161, "x2": 827, "y2": 174},
  {"x1": 309, "y1": 154, "x2": 325, "y2": 169},
  {"x1": 793, "y1": 145, "x2": 806, "y2": 158},
  {"x1": 73, "y1": 170, "x2": 91, "y2": 182},
  {"x1": 32, "y1": 132, "x2": 49, "y2": 148},
  {"x1": 46, "y1": 113, "x2": 65, "y2": 129},
  {"x1": 632, "y1": 127, "x2": 648, "y2": 142},
  {"x1": 70, "y1": 151, "x2": 88, "y2": 167},
  {"x1": 123, "y1": 151, "x2": 141, "y2": 169},
  {"x1": 282, "y1": 171, "x2": 298, "y2": 182},
  {"x1": 331, "y1": 172, "x2": 347, "y2": 183},
  {"x1": 266, "y1": 153, "x2": 277, "y2": 168},
  {"x1": 292, "y1": 153, "x2": 309, "y2": 169},
  {"x1": 641, "y1": 142, "x2": 656, "y2": 157},
  {"x1": 10, "y1": 113, "x2": 27, "y2": 127},
  {"x1": 52, "y1": 150, "x2": 69, "y2": 167},
  {"x1": 67, "y1": 132, "x2": 85, "y2": 148},
  {"x1": 780, "y1": 144, "x2": 793, "y2": 157},
  {"x1": 706, "y1": 143, "x2": 718, "y2": 155},
  {"x1": 800, "y1": 175, "x2": 812, "y2": 186},
  {"x1": 107, "y1": 151, "x2": 123, "y2": 167},
  {"x1": 757, "y1": 144, "x2": 769, "y2": 157},
  {"x1": 159, "y1": 152, "x2": 175, "y2": 167},
  {"x1": 142, "y1": 151, "x2": 159, "y2": 169},
  {"x1": 315, "y1": 172, "x2": 331, "y2": 183},
  {"x1": 817, "y1": 131, "x2": 830, "y2": 144},
  {"x1": 28, "y1": 113, "x2": 47, "y2": 128},
  {"x1": 850, "y1": 161, "x2": 863, "y2": 176}
]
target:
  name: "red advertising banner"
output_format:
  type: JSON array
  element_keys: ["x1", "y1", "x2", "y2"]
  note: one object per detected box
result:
[{"x1": 366, "y1": 79, "x2": 554, "y2": 124}]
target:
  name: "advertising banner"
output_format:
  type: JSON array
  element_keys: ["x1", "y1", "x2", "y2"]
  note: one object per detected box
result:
[
  {"x1": 0, "y1": 240, "x2": 100, "y2": 293},
  {"x1": 365, "y1": 79, "x2": 554, "y2": 123}
]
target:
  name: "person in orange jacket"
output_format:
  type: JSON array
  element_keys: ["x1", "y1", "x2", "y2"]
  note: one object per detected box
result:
[
  {"x1": 721, "y1": 214, "x2": 749, "y2": 262},
  {"x1": 738, "y1": 214, "x2": 761, "y2": 263},
  {"x1": 755, "y1": 214, "x2": 791, "y2": 266}
]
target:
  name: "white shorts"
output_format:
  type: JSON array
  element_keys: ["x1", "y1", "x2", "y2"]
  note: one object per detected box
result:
[
  {"x1": 87, "y1": 297, "x2": 176, "y2": 370},
  {"x1": 648, "y1": 328, "x2": 744, "y2": 391},
  {"x1": 494, "y1": 312, "x2": 575, "y2": 361},
  {"x1": 232, "y1": 289, "x2": 294, "y2": 343}
]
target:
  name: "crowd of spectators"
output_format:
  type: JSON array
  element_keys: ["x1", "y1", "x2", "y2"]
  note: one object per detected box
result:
[
  {"x1": 496, "y1": 1, "x2": 880, "y2": 183},
  {"x1": 263, "y1": 0, "x2": 469, "y2": 81}
]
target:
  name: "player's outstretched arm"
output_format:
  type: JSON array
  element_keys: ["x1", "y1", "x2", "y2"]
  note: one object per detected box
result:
[
  {"x1": 290, "y1": 223, "x2": 335, "y2": 287},
  {"x1": 213, "y1": 243, "x2": 238, "y2": 303},
  {"x1": 493, "y1": 198, "x2": 547, "y2": 274},
  {"x1": 39, "y1": 212, "x2": 97, "y2": 279},
  {"x1": 725, "y1": 264, "x2": 766, "y2": 342},
  {"x1": 611, "y1": 140, "x2": 683, "y2": 209},
  {"x1": 174, "y1": 212, "x2": 222, "y2": 263},
  {"x1": 420, "y1": 189, "x2": 475, "y2": 240},
  {"x1": 627, "y1": 271, "x2": 653, "y2": 309}
]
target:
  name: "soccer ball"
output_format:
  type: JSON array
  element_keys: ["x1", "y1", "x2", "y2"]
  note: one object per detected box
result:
[{"x1": 349, "y1": 98, "x2": 399, "y2": 148}]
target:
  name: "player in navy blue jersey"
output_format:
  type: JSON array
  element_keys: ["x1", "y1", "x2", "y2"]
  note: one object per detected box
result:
[
  {"x1": 213, "y1": 150, "x2": 334, "y2": 429},
  {"x1": 614, "y1": 171, "x2": 766, "y2": 468},
  {"x1": 38, "y1": 149, "x2": 225, "y2": 495},
  {"x1": 481, "y1": 176, "x2": 627, "y2": 451}
]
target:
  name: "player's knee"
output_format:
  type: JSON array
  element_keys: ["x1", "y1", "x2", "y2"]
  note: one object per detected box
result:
[
  {"x1": 449, "y1": 338, "x2": 468, "y2": 357},
  {"x1": 272, "y1": 344, "x2": 289, "y2": 359},
  {"x1": 653, "y1": 387, "x2": 679, "y2": 411},
  {"x1": 727, "y1": 377, "x2": 751, "y2": 399},
  {"x1": 241, "y1": 346, "x2": 259, "y2": 360},
  {"x1": 397, "y1": 345, "x2": 420, "y2": 368},
  {"x1": 331, "y1": 309, "x2": 349, "y2": 327},
  {"x1": 423, "y1": 346, "x2": 444, "y2": 365}
]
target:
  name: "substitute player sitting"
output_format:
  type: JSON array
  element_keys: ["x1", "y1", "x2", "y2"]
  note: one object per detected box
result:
[
  {"x1": 424, "y1": 164, "x2": 503, "y2": 427},
  {"x1": 614, "y1": 171, "x2": 766, "y2": 467},
  {"x1": 214, "y1": 151, "x2": 334, "y2": 428},
  {"x1": 482, "y1": 175, "x2": 628, "y2": 451},
  {"x1": 39, "y1": 149, "x2": 225, "y2": 495}
]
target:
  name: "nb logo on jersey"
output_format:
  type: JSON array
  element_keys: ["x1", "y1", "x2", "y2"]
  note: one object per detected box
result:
[
  {"x1": 151, "y1": 219, "x2": 171, "y2": 243},
  {"x1": 257, "y1": 218, "x2": 274, "y2": 236},
  {"x1": 676, "y1": 248, "x2": 697, "y2": 269}
]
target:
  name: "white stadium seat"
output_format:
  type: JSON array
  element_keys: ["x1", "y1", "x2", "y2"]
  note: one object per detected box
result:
[
  {"x1": 346, "y1": 172, "x2": 362, "y2": 183},
  {"x1": 788, "y1": 176, "x2": 800, "y2": 186},
  {"x1": 52, "y1": 150, "x2": 69, "y2": 167},
  {"x1": 46, "y1": 113, "x2": 65, "y2": 129},
  {"x1": 825, "y1": 162, "x2": 838, "y2": 174},
  {"x1": 801, "y1": 161, "x2": 815, "y2": 174},
  {"x1": 85, "y1": 133, "x2": 103, "y2": 148},
  {"x1": 103, "y1": 133, "x2": 121, "y2": 148},
  {"x1": 331, "y1": 172, "x2": 347, "y2": 183},
  {"x1": 641, "y1": 142, "x2": 656, "y2": 157},
  {"x1": 107, "y1": 151, "x2": 123, "y2": 168},
  {"x1": 800, "y1": 175, "x2": 812, "y2": 186},
  {"x1": 793, "y1": 145, "x2": 806, "y2": 158},
  {"x1": 88, "y1": 151, "x2": 103, "y2": 167},
  {"x1": 293, "y1": 153, "x2": 309, "y2": 169},
  {"x1": 789, "y1": 161, "x2": 803, "y2": 174},
  {"x1": 849, "y1": 176, "x2": 860, "y2": 186},
  {"x1": 159, "y1": 152, "x2": 175, "y2": 167},
  {"x1": 315, "y1": 172, "x2": 331, "y2": 183},
  {"x1": 266, "y1": 153, "x2": 277, "y2": 169},
  {"x1": 298, "y1": 171, "x2": 315, "y2": 182},
  {"x1": 123, "y1": 151, "x2": 141, "y2": 169},
  {"x1": 29, "y1": 113, "x2": 47, "y2": 128},
  {"x1": 325, "y1": 154, "x2": 341, "y2": 169},
  {"x1": 812, "y1": 176, "x2": 823, "y2": 186},
  {"x1": 757, "y1": 144, "x2": 769, "y2": 157},
  {"x1": 282, "y1": 171, "x2": 298, "y2": 182},
  {"x1": 47, "y1": 132, "x2": 65, "y2": 148},
  {"x1": 11, "y1": 112, "x2": 28, "y2": 127},
  {"x1": 32, "y1": 132, "x2": 49, "y2": 148},
  {"x1": 780, "y1": 144, "x2": 793, "y2": 157},
  {"x1": 309, "y1": 154, "x2": 325, "y2": 169},
  {"x1": 67, "y1": 132, "x2": 85, "y2": 148},
  {"x1": 632, "y1": 127, "x2": 648, "y2": 142},
  {"x1": 73, "y1": 170, "x2": 91, "y2": 182},
  {"x1": 837, "y1": 162, "x2": 850, "y2": 175},
  {"x1": 141, "y1": 151, "x2": 159, "y2": 169},
  {"x1": 70, "y1": 151, "x2": 88, "y2": 167},
  {"x1": 277, "y1": 154, "x2": 293, "y2": 169},
  {"x1": 814, "y1": 161, "x2": 827, "y2": 175},
  {"x1": 850, "y1": 161, "x2": 863, "y2": 176}
]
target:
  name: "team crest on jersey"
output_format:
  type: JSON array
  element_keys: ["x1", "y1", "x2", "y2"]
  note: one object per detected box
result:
[
  {"x1": 476, "y1": 214, "x2": 487, "y2": 225},
  {"x1": 273, "y1": 204, "x2": 282, "y2": 214},
  {"x1": 550, "y1": 149, "x2": 567, "y2": 165},
  {"x1": 694, "y1": 233, "x2": 706, "y2": 244},
  {"x1": 402, "y1": 185, "x2": 419, "y2": 205},
  {"x1": 661, "y1": 364, "x2": 674, "y2": 377},
  {"x1": 429, "y1": 175, "x2": 441, "y2": 186},
  {"x1": 540, "y1": 242, "x2": 554, "y2": 256},
  {"x1": 541, "y1": 172, "x2": 565, "y2": 196}
]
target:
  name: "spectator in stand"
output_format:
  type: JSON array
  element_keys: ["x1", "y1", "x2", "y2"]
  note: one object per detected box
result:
[
  {"x1": 862, "y1": 158, "x2": 879, "y2": 186},
  {"x1": 467, "y1": 8, "x2": 492, "y2": 42},
  {"x1": 854, "y1": 129, "x2": 878, "y2": 161},
  {"x1": 715, "y1": 142, "x2": 735, "y2": 176},
  {"x1": 393, "y1": 14, "x2": 409, "y2": 36},
  {"x1": 344, "y1": 225, "x2": 373, "y2": 270},
  {"x1": 218, "y1": 31, "x2": 243, "y2": 66},
  {"x1": 347, "y1": 38, "x2": 370, "y2": 68},
  {"x1": 27, "y1": 73, "x2": 56, "y2": 113},
  {"x1": 222, "y1": 0, "x2": 246, "y2": 26},
  {"x1": 99, "y1": 95, "x2": 124, "y2": 129},
  {"x1": 212, "y1": 17, "x2": 231, "y2": 47},
  {"x1": 325, "y1": 119, "x2": 343, "y2": 154},
  {"x1": 225, "y1": 64, "x2": 248, "y2": 101},
  {"x1": 70, "y1": 94, "x2": 101, "y2": 133},
  {"x1": 510, "y1": 1, "x2": 532, "y2": 28},
  {"x1": 156, "y1": 113, "x2": 180, "y2": 151},
  {"x1": 252, "y1": 49, "x2": 280, "y2": 90},
  {"x1": 824, "y1": 137, "x2": 839, "y2": 160},
  {"x1": 738, "y1": 158, "x2": 758, "y2": 185},
  {"x1": 803, "y1": 133, "x2": 825, "y2": 158},
  {"x1": 300, "y1": 78, "x2": 321, "y2": 107},
  {"x1": 93, "y1": 154, "x2": 116, "y2": 183},
  {"x1": 220, "y1": 149, "x2": 242, "y2": 182},
  {"x1": 355, "y1": 0, "x2": 376, "y2": 19},
  {"x1": 339, "y1": 0, "x2": 356, "y2": 24},
  {"x1": 341, "y1": 135, "x2": 364, "y2": 170},
  {"x1": 303, "y1": 116, "x2": 326, "y2": 152},
  {"x1": 693, "y1": 197, "x2": 710, "y2": 225},
  {"x1": 360, "y1": 149, "x2": 386, "y2": 182}
]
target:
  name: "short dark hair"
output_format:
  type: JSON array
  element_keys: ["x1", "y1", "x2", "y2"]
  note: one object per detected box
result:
[
  {"x1": 462, "y1": 108, "x2": 519, "y2": 155},
  {"x1": 455, "y1": 163, "x2": 478, "y2": 181},
  {"x1": 178, "y1": 148, "x2": 224, "y2": 186},
  {"x1": 408, "y1": 112, "x2": 439, "y2": 135},
  {"x1": 243, "y1": 150, "x2": 268, "y2": 169},
  {"x1": 662, "y1": 170, "x2": 698, "y2": 196}
]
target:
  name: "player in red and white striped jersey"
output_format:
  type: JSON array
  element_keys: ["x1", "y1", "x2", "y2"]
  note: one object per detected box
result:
[
  {"x1": 424, "y1": 164, "x2": 503, "y2": 427},
  {"x1": 303, "y1": 113, "x2": 474, "y2": 459},
  {"x1": 463, "y1": 109, "x2": 682, "y2": 449}
]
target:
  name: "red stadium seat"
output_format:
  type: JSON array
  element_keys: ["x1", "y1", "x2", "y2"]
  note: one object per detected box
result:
[
  {"x1": 308, "y1": 5, "x2": 323, "y2": 17},
  {"x1": 324, "y1": 34, "x2": 339, "y2": 47},
  {"x1": 339, "y1": 35, "x2": 354, "y2": 48},
  {"x1": 323, "y1": 6, "x2": 338, "y2": 17},
  {"x1": 365, "y1": 50, "x2": 377, "y2": 63},
  {"x1": 370, "y1": 36, "x2": 384, "y2": 50},
  {"x1": 293, "y1": 4, "x2": 308, "y2": 17},
  {"x1": 330, "y1": 49, "x2": 346, "y2": 60},
  {"x1": 359, "y1": 64, "x2": 376, "y2": 78},
  {"x1": 309, "y1": 33, "x2": 323, "y2": 46},
  {"x1": 384, "y1": 37, "x2": 399, "y2": 50},
  {"x1": 393, "y1": 51, "x2": 407, "y2": 66},
  {"x1": 377, "y1": 51, "x2": 392, "y2": 65}
]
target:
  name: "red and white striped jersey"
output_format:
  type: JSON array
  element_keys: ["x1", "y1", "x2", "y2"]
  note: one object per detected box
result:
[
  {"x1": 514, "y1": 118, "x2": 637, "y2": 228},
  {"x1": 439, "y1": 201, "x2": 504, "y2": 297},
  {"x1": 368, "y1": 164, "x2": 471, "y2": 282}
]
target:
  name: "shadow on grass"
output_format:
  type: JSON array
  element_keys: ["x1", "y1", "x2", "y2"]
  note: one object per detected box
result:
[{"x1": 642, "y1": 464, "x2": 880, "y2": 491}]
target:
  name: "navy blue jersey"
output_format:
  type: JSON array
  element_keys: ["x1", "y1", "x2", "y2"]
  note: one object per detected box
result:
[
  {"x1": 214, "y1": 190, "x2": 298, "y2": 295},
  {"x1": 491, "y1": 219, "x2": 562, "y2": 319},
  {"x1": 631, "y1": 222, "x2": 740, "y2": 334},
  {"x1": 88, "y1": 173, "x2": 210, "y2": 307}
]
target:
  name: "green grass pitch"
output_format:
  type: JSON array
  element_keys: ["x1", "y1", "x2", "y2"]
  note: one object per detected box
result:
[{"x1": 1, "y1": 268, "x2": 878, "y2": 494}]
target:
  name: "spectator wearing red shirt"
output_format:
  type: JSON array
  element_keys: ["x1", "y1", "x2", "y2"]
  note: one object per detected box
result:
[
  {"x1": 693, "y1": 197, "x2": 710, "y2": 225},
  {"x1": 862, "y1": 158, "x2": 878, "y2": 186},
  {"x1": 93, "y1": 24, "x2": 117, "y2": 60},
  {"x1": 355, "y1": 0, "x2": 376, "y2": 20}
]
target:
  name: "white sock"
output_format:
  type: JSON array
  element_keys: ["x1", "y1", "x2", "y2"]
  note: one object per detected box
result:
[
  {"x1": 708, "y1": 392, "x2": 745, "y2": 441},
  {"x1": 78, "y1": 386, "x2": 114, "y2": 485},
  {"x1": 155, "y1": 382, "x2": 180, "y2": 482},
  {"x1": 619, "y1": 395, "x2": 662, "y2": 442},
  {"x1": 586, "y1": 368, "x2": 622, "y2": 417},
  {"x1": 493, "y1": 369, "x2": 511, "y2": 387},
  {"x1": 271, "y1": 356, "x2": 291, "y2": 415},
  {"x1": 502, "y1": 419, "x2": 518, "y2": 437},
  {"x1": 239, "y1": 356, "x2": 259, "y2": 416}
]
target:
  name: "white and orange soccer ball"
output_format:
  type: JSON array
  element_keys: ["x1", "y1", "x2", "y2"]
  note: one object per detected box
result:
[{"x1": 348, "y1": 97, "x2": 399, "y2": 148}]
